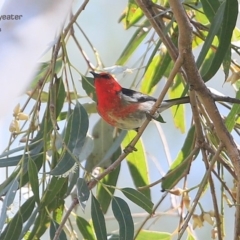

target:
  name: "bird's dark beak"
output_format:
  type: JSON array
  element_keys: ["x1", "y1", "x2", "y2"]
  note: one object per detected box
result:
[{"x1": 90, "y1": 71, "x2": 100, "y2": 78}]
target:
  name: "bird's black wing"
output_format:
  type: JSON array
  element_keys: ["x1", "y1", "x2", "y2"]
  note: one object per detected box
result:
[{"x1": 121, "y1": 88, "x2": 156, "y2": 103}]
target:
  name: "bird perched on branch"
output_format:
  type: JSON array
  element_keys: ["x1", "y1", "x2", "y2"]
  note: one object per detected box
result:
[{"x1": 90, "y1": 71, "x2": 240, "y2": 130}]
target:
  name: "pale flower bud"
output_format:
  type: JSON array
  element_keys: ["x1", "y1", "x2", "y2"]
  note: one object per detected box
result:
[
  {"x1": 192, "y1": 214, "x2": 203, "y2": 229},
  {"x1": 203, "y1": 212, "x2": 214, "y2": 225},
  {"x1": 17, "y1": 112, "x2": 29, "y2": 121},
  {"x1": 9, "y1": 119, "x2": 20, "y2": 133},
  {"x1": 13, "y1": 103, "x2": 21, "y2": 117},
  {"x1": 183, "y1": 192, "x2": 191, "y2": 210}
]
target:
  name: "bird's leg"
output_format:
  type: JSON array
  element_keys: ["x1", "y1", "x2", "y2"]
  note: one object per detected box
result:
[
  {"x1": 123, "y1": 129, "x2": 138, "y2": 153},
  {"x1": 146, "y1": 111, "x2": 155, "y2": 121},
  {"x1": 146, "y1": 111, "x2": 165, "y2": 123},
  {"x1": 124, "y1": 143, "x2": 137, "y2": 153}
]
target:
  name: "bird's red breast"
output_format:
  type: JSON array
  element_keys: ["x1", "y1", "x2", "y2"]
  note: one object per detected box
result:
[{"x1": 91, "y1": 72, "x2": 144, "y2": 129}]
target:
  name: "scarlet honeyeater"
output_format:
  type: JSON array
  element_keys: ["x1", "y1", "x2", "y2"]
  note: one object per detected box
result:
[{"x1": 90, "y1": 71, "x2": 190, "y2": 130}]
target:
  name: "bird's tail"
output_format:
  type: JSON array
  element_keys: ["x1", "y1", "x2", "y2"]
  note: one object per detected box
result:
[
  {"x1": 159, "y1": 95, "x2": 240, "y2": 113},
  {"x1": 159, "y1": 96, "x2": 190, "y2": 113}
]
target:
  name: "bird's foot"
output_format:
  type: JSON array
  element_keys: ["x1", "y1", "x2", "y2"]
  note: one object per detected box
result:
[
  {"x1": 124, "y1": 145, "x2": 137, "y2": 153},
  {"x1": 146, "y1": 111, "x2": 165, "y2": 123},
  {"x1": 146, "y1": 111, "x2": 155, "y2": 121}
]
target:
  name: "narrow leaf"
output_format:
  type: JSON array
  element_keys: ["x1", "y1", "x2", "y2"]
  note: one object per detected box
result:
[
  {"x1": 41, "y1": 177, "x2": 68, "y2": 207},
  {"x1": 122, "y1": 131, "x2": 151, "y2": 199},
  {"x1": 19, "y1": 208, "x2": 38, "y2": 240},
  {"x1": 50, "y1": 101, "x2": 89, "y2": 176},
  {"x1": 136, "y1": 230, "x2": 171, "y2": 240},
  {"x1": 200, "y1": 0, "x2": 220, "y2": 22},
  {"x1": 196, "y1": 2, "x2": 225, "y2": 69},
  {"x1": 112, "y1": 197, "x2": 134, "y2": 240},
  {"x1": 0, "y1": 179, "x2": 18, "y2": 233},
  {"x1": 85, "y1": 119, "x2": 116, "y2": 172},
  {"x1": 124, "y1": 0, "x2": 143, "y2": 29},
  {"x1": 97, "y1": 148, "x2": 121, "y2": 213},
  {"x1": 91, "y1": 195, "x2": 107, "y2": 240},
  {"x1": 121, "y1": 188, "x2": 153, "y2": 214},
  {"x1": 202, "y1": 0, "x2": 238, "y2": 81},
  {"x1": 141, "y1": 54, "x2": 170, "y2": 94},
  {"x1": 50, "y1": 221, "x2": 67, "y2": 240},
  {"x1": 225, "y1": 89, "x2": 240, "y2": 131},
  {"x1": 28, "y1": 157, "x2": 40, "y2": 203},
  {"x1": 161, "y1": 126, "x2": 197, "y2": 191},
  {"x1": 82, "y1": 76, "x2": 96, "y2": 102},
  {"x1": 116, "y1": 22, "x2": 150, "y2": 65},
  {"x1": 30, "y1": 58, "x2": 62, "y2": 89},
  {"x1": 76, "y1": 216, "x2": 96, "y2": 240},
  {"x1": 0, "y1": 196, "x2": 35, "y2": 240},
  {"x1": 77, "y1": 178, "x2": 90, "y2": 211},
  {"x1": 1, "y1": 214, "x2": 22, "y2": 240},
  {"x1": 168, "y1": 75, "x2": 186, "y2": 133}
]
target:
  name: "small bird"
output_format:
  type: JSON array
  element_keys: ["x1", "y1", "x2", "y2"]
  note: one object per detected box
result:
[
  {"x1": 90, "y1": 71, "x2": 240, "y2": 130},
  {"x1": 90, "y1": 71, "x2": 190, "y2": 130}
]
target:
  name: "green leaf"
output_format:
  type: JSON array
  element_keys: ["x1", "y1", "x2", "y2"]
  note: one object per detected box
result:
[
  {"x1": 155, "y1": 114, "x2": 166, "y2": 123},
  {"x1": 0, "y1": 171, "x2": 20, "y2": 196},
  {"x1": 1, "y1": 213, "x2": 22, "y2": 240},
  {"x1": 28, "y1": 157, "x2": 40, "y2": 204},
  {"x1": 222, "y1": 45, "x2": 231, "y2": 81},
  {"x1": 91, "y1": 195, "x2": 107, "y2": 240},
  {"x1": 27, "y1": 209, "x2": 50, "y2": 239},
  {"x1": 121, "y1": 188, "x2": 153, "y2": 214},
  {"x1": 85, "y1": 119, "x2": 116, "y2": 172},
  {"x1": 225, "y1": 89, "x2": 240, "y2": 131},
  {"x1": 19, "y1": 208, "x2": 38, "y2": 239},
  {"x1": 50, "y1": 221, "x2": 67, "y2": 240},
  {"x1": 124, "y1": 0, "x2": 143, "y2": 29},
  {"x1": 26, "y1": 91, "x2": 49, "y2": 102},
  {"x1": 52, "y1": 204, "x2": 64, "y2": 224},
  {"x1": 50, "y1": 101, "x2": 89, "y2": 176},
  {"x1": 76, "y1": 216, "x2": 96, "y2": 240},
  {"x1": 65, "y1": 166, "x2": 79, "y2": 197},
  {"x1": 41, "y1": 177, "x2": 68, "y2": 207},
  {"x1": 136, "y1": 230, "x2": 171, "y2": 240},
  {"x1": 0, "y1": 197, "x2": 35, "y2": 240},
  {"x1": 97, "y1": 148, "x2": 121, "y2": 214},
  {"x1": 0, "y1": 179, "x2": 18, "y2": 233},
  {"x1": 196, "y1": 2, "x2": 225, "y2": 69},
  {"x1": 141, "y1": 53, "x2": 170, "y2": 94},
  {"x1": 202, "y1": 0, "x2": 238, "y2": 81},
  {"x1": 122, "y1": 131, "x2": 151, "y2": 199},
  {"x1": 187, "y1": 232, "x2": 196, "y2": 240},
  {"x1": 82, "y1": 76, "x2": 96, "y2": 102},
  {"x1": 200, "y1": 0, "x2": 220, "y2": 22},
  {"x1": 161, "y1": 126, "x2": 197, "y2": 190},
  {"x1": 76, "y1": 178, "x2": 90, "y2": 211},
  {"x1": 112, "y1": 197, "x2": 134, "y2": 240},
  {"x1": 19, "y1": 207, "x2": 38, "y2": 239},
  {"x1": 116, "y1": 22, "x2": 150, "y2": 65},
  {"x1": 54, "y1": 76, "x2": 66, "y2": 118},
  {"x1": 19, "y1": 153, "x2": 44, "y2": 189},
  {"x1": 168, "y1": 76, "x2": 186, "y2": 133},
  {"x1": 30, "y1": 58, "x2": 62, "y2": 89},
  {"x1": 107, "y1": 234, "x2": 120, "y2": 239}
]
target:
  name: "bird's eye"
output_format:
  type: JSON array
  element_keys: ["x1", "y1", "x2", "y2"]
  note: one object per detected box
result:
[{"x1": 102, "y1": 74, "x2": 110, "y2": 79}]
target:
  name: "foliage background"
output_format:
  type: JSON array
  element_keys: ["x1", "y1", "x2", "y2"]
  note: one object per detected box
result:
[{"x1": 0, "y1": 0, "x2": 240, "y2": 239}]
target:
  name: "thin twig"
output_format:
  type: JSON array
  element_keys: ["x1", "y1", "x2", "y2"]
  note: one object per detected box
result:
[
  {"x1": 134, "y1": 192, "x2": 168, "y2": 239},
  {"x1": 178, "y1": 143, "x2": 223, "y2": 239},
  {"x1": 201, "y1": 147, "x2": 223, "y2": 240},
  {"x1": 53, "y1": 198, "x2": 79, "y2": 240}
]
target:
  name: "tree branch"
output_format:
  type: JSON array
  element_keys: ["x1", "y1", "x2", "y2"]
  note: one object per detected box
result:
[{"x1": 136, "y1": 0, "x2": 240, "y2": 239}]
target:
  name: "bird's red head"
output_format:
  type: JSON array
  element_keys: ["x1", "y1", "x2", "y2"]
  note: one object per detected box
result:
[{"x1": 90, "y1": 71, "x2": 122, "y2": 93}]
